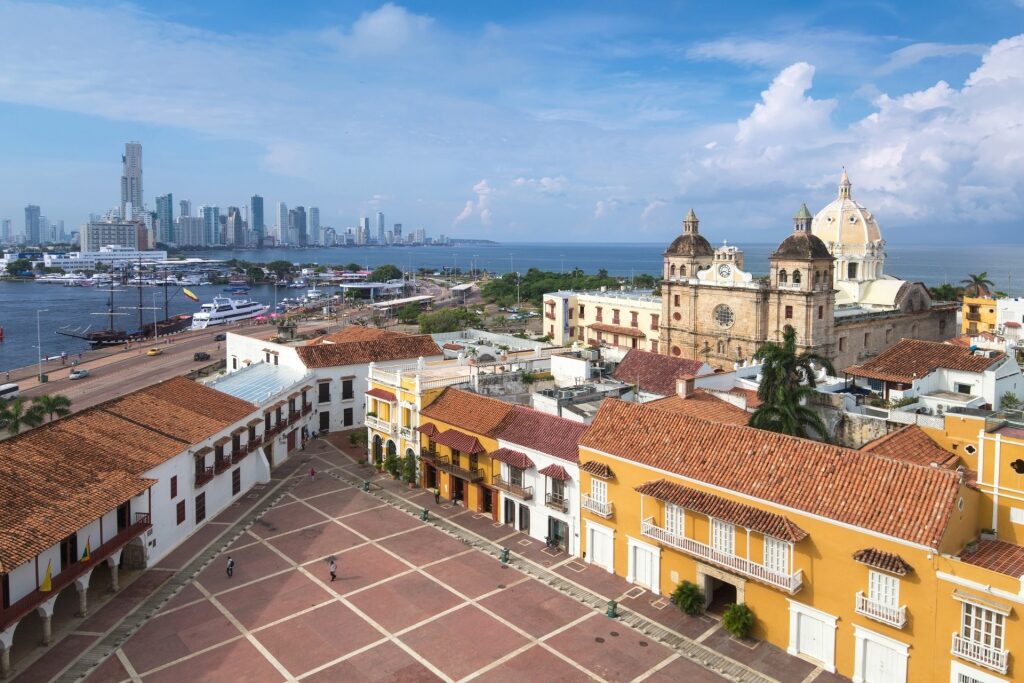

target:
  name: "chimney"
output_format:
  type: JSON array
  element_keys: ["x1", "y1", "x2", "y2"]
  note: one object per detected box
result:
[{"x1": 676, "y1": 374, "x2": 696, "y2": 399}]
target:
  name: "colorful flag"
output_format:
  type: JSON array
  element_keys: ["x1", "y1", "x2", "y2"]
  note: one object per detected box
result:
[
  {"x1": 183, "y1": 288, "x2": 199, "y2": 302},
  {"x1": 81, "y1": 539, "x2": 91, "y2": 563},
  {"x1": 40, "y1": 559, "x2": 53, "y2": 592}
]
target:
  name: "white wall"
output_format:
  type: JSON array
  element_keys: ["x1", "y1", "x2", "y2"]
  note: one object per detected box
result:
[{"x1": 225, "y1": 333, "x2": 304, "y2": 374}]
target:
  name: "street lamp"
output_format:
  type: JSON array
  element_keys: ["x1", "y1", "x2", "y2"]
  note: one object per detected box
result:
[{"x1": 36, "y1": 308, "x2": 49, "y2": 382}]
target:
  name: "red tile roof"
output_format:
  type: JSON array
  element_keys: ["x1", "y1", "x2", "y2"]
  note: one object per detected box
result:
[
  {"x1": 420, "y1": 388, "x2": 517, "y2": 437},
  {"x1": 852, "y1": 548, "x2": 913, "y2": 576},
  {"x1": 580, "y1": 461, "x2": 614, "y2": 479},
  {"x1": 636, "y1": 480, "x2": 808, "y2": 542},
  {"x1": 297, "y1": 334, "x2": 441, "y2": 368},
  {"x1": 491, "y1": 448, "x2": 534, "y2": 470},
  {"x1": 366, "y1": 388, "x2": 397, "y2": 402},
  {"x1": 433, "y1": 429, "x2": 485, "y2": 454},
  {"x1": 612, "y1": 349, "x2": 706, "y2": 396},
  {"x1": 861, "y1": 426, "x2": 958, "y2": 468},
  {"x1": 442, "y1": 342, "x2": 465, "y2": 351},
  {"x1": 418, "y1": 422, "x2": 440, "y2": 437},
  {"x1": 538, "y1": 463, "x2": 571, "y2": 481},
  {"x1": 496, "y1": 406, "x2": 588, "y2": 463},
  {"x1": 728, "y1": 388, "x2": 763, "y2": 409},
  {"x1": 845, "y1": 338, "x2": 1004, "y2": 383},
  {"x1": 959, "y1": 539, "x2": 1024, "y2": 577},
  {"x1": 645, "y1": 391, "x2": 750, "y2": 426},
  {"x1": 581, "y1": 399, "x2": 962, "y2": 548},
  {"x1": 589, "y1": 322, "x2": 647, "y2": 338},
  {"x1": 312, "y1": 326, "x2": 400, "y2": 344}
]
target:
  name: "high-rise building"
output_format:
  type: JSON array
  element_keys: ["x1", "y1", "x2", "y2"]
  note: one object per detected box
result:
[
  {"x1": 81, "y1": 220, "x2": 139, "y2": 251},
  {"x1": 376, "y1": 211, "x2": 385, "y2": 244},
  {"x1": 362, "y1": 216, "x2": 371, "y2": 244},
  {"x1": 309, "y1": 207, "x2": 320, "y2": 245},
  {"x1": 250, "y1": 195, "x2": 264, "y2": 248},
  {"x1": 290, "y1": 206, "x2": 307, "y2": 246},
  {"x1": 156, "y1": 193, "x2": 174, "y2": 245},
  {"x1": 120, "y1": 142, "x2": 143, "y2": 219},
  {"x1": 176, "y1": 216, "x2": 204, "y2": 246},
  {"x1": 24, "y1": 205, "x2": 41, "y2": 245},
  {"x1": 393, "y1": 223, "x2": 402, "y2": 242},
  {"x1": 225, "y1": 207, "x2": 244, "y2": 246},
  {"x1": 1, "y1": 219, "x2": 12, "y2": 243},
  {"x1": 277, "y1": 202, "x2": 288, "y2": 242},
  {"x1": 200, "y1": 206, "x2": 220, "y2": 245},
  {"x1": 179, "y1": 199, "x2": 192, "y2": 218}
]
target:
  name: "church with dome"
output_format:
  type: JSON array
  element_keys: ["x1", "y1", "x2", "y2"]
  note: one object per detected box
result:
[{"x1": 659, "y1": 172, "x2": 957, "y2": 371}]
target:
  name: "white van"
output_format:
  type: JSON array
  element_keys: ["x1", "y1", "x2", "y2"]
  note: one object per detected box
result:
[{"x1": 0, "y1": 383, "x2": 19, "y2": 401}]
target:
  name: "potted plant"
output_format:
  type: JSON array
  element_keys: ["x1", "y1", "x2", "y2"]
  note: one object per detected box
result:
[
  {"x1": 964, "y1": 538, "x2": 980, "y2": 554},
  {"x1": 670, "y1": 580, "x2": 705, "y2": 616},
  {"x1": 980, "y1": 528, "x2": 997, "y2": 541},
  {"x1": 384, "y1": 453, "x2": 400, "y2": 479},
  {"x1": 723, "y1": 603, "x2": 755, "y2": 639},
  {"x1": 402, "y1": 452, "x2": 417, "y2": 486}
]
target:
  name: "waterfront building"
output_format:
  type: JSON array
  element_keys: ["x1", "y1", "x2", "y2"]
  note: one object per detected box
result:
[
  {"x1": 308, "y1": 206, "x2": 319, "y2": 245},
  {"x1": 0, "y1": 219, "x2": 11, "y2": 244},
  {"x1": 0, "y1": 377, "x2": 291, "y2": 678},
  {"x1": 179, "y1": 199, "x2": 191, "y2": 218},
  {"x1": 120, "y1": 142, "x2": 143, "y2": 219},
  {"x1": 200, "y1": 206, "x2": 220, "y2": 246},
  {"x1": 276, "y1": 202, "x2": 287, "y2": 243},
  {"x1": 43, "y1": 245, "x2": 168, "y2": 270},
  {"x1": 80, "y1": 220, "x2": 139, "y2": 251},
  {"x1": 155, "y1": 193, "x2": 173, "y2": 245},
  {"x1": 176, "y1": 215, "x2": 204, "y2": 247},
  {"x1": 250, "y1": 195, "x2": 264, "y2": 248},
  {"x1": 376, "y1": 211, "x2": 385, "y2": 244},
  {"x1": 225, "y1": 206, "x2": 245, "y2": 246},
  {"x1": 393, "y1": 223, "x2": 402, "y2": 242},
  {"x1": 543, "y1": 288, "x2": 662, "y2": 350},
  {"x1": 23, "y1": 205, "x2": 40, "y2": 245}
]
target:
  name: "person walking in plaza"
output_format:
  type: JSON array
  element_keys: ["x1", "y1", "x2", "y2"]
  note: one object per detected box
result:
[
  {"x1": 226, "y1": 556, "x2": 235, "y2": 578},
  {"x1": 329, "y1": 559, "x2": 337, "y2": 582},
  {"x1": 432, "y1": 486, "x2": 440, "y2": 504},
  {"x1": 310, "y1": 466, "x2": 316, "y2": 481}
]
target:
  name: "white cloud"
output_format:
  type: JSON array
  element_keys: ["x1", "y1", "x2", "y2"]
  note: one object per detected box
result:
[
  {"x1": 322, "y1": 3, "x2": 434, "y2": 56},
  {"x1": 454, "y1": 200, "x2": 474, "y2": 223},
  {"x1": 512, "y1": 175, "x2": 567, "y2": 195},
  {"x1": 877, "y1": 42, "x2": 986, "y2": 75},
  {"x1": 454, "y1": 179, "x2": 494, "y2": 225},
  {"x1": 641, "y1": 200, "x2": 666, "y2": 224},
  {"x1": 734, "y1": 62, "x2": 836, "y2": 145}
]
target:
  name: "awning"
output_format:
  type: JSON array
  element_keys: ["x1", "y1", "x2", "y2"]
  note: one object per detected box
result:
[
  {"x1": 951, "y1": 589, "x2": 1012, "y2": 616},
  {"x1": 367, "y1": 388, "x2": 397, "y2": 402},
  {"x1": 288, "y1": 392, "x2": 300, "y2": 400},
  {"x1": 214, "y1": 436, "x2": 231, "y2": 446},
  {"x1": 538, "y1": 464, "x2": 570, "y2": 481},
  {"x1": 491, "y1": 448, "x2": 534, "y2": 470},
  {"x1": 231, "y1": 426, "x2": 247, "y2": 435},
  {"x1": 193, "y1": 446, "x2": 213, "y2": 457},
  {"x1": 418, "y1": 422, "x2": 440, "y2": 437},
  {"x1": 247, "y1": 418, "x2": 263, "y2": 427},
  {"x1": 434, "y1": 429, "x2": 486, "y2": 454},
  {"x1": 852, "y1": 548, "x2": 912, "y2": 576},
  {"x1": 581, "y1": 461, "x2": 614, "y2": 479}
]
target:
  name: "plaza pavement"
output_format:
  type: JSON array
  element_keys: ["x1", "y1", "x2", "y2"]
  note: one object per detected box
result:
[{"x1": 29, "y1": 432, "x2": 847, "y2": 683}]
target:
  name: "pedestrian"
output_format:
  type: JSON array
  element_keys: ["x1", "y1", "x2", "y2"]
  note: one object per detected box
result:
[
  {"x1": 310, "y1": 466, "x2": 316, "y2": 481},
  {"x1": 433, "y1": 487, "x2": 440, "y2": 504},
  {"x1": 226, "y1": 556, "x2": 235, "y2": 578},
  {"x1": 4, "y1": 371, "x2": 9, "y2": 382},
  {"x1": 329, "y1": 559, "x2": 337, "y2": 582}
]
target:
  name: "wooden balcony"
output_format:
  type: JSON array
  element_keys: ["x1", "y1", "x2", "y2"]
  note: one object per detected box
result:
[
  {"x1": 952, "y1": 633, "x2": 1008, "y2": 674},
  {"x1": 194, "y1": 466, "x2": 215, "y2": 487},
  {"x1": 439, "y1": 460, "x2": 485, "y2": 483},
  {"x1": 641, "y1": 517, "x2": 803, "y2": 593},
  {"x1": 493, "y1": 476, "x2": 533, "y2": 500},
  {"x1": 231, "y1": 448, "x2": 248, "y2": 464},
  {"x1": 966, "y1": 311, "x2": 982, "y2": 322},
  {"x1": 301, "y1": 404, "x2": 312, "y2": 416},
  {"x1": 855, "y1": 592, "x2": 906, "y2": 628},
  {"x1": 214, "y1": 457, "x2": 231, "y2": 474},
  {"x1": 545, "y1": 492, "x2": 568, "y2": 513},
  {"x1": 582, "y1": 494, "x2": 613, "y2": 518},
  {"x1": 289, "y1": 410, "x2": 301, "y2": 422}
]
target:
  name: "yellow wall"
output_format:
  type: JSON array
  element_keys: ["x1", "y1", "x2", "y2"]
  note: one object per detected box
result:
[
  {"x1": 578, "y1": 446, "x2": 992, "y2": 682},
  {"x1": 418, "y1": 417, "x2": 498, "y2": 511},
  {"x1": 962, "y1": 296, "x2": 998, "y2": 335}
]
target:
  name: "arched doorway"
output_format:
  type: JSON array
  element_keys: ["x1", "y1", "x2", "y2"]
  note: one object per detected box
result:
[
  {"x1": 372, "y1": 434, "x2": 383, "y2": 464},
  {"x1": 386, "y1": 440, "x2": 397, "y2": 459}
]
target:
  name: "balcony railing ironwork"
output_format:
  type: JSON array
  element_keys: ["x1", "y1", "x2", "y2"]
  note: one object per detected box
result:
[
  {"x1": 438, "y1": 460, "x2": 485, "y2": 483},
  {"x1": 582, "y1": 494, "x2": 613, "y2": 518},
  {"x1": 214, "y1": 457, "x2": 231, "y2": 474},
  {"x1": 641, "y1": 517, "x2": 803, "y2": 593},
  {"x1": 194, "y1": 466, "x2": 215, "y2": 487},
  {"x1": 545, "y1": 492, "x2": 569, "y2": 512},
  {"x1": 492, "y1": 476, "x2": 533, "y2": 500},
  {"x1": 855, "y1": 592, "x2": 907, "y2": 628},
  {"x1": 951, "y1": 633, "x2": 1008, "y2": 673}
]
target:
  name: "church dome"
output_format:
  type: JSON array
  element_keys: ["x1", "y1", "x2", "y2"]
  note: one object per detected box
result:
[
  {"x1": 664, "y1": 209, "x2": 714, "y2": 257},
  {"x1": 773, "y1": 204, "x2": 833, "y2": 260},
  {"x1": 811, "y1": 170, "x2": 883, "y2": 253}
]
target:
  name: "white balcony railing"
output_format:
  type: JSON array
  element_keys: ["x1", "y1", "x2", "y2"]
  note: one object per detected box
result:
[
  {"x1": 365, "y1": 415, "x2": 397, "y2": 435},
  {"x1": 951, "y1": 633, "x2": 1009, "y2": 674},
  {"x1": 855, "y1": 592, "x2": 907, "y2": 628},
  {"x1": 399, "y1": 426, "x2": 415, "y2": 440},
  {"x1": 582, "y1": 494, "x2": 613, "y2": 518},
  {"x1": 641, "y1": 517, "x2": 803, "y2": 593}
]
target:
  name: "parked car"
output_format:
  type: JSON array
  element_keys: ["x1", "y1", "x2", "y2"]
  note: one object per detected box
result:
[
  {"x1": 193, "y1": 352, "x2": 211, "y2": 362},
  {"x1": 146, "y1": 347, "x2": 163, "y2": 357},
  {"x1": 314, "y1": 328, "x2": 328, "y2": 335},
  {"x1": 69, "y1": 368, "x2": 90, "y2": 380},
  {"x1": 213, "y1": 333, "x2": 227, "y2": 341}
]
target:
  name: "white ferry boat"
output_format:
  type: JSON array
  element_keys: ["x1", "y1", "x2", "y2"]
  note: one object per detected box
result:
[{"x1": 191, "y1": 296, "x2": 268, "y2": 329}]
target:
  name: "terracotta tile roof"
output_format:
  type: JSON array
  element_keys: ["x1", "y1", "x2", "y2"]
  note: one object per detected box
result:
[
  {"x1": 589, "y1": 322, "x2": 646, "y2": 338},
  {"x1": 538, "y1": 463, "x2": 571, "y2": 481},
  {"x1": 645, "y1": 391, "x2": 750, "y2": 426},
  {"x1": 845, "y1": 338, "x2": 1004, "y2": 383},
  {"x1": 581, "y1": 399, "x2": 962, "y2": 548},
  {"x1": 296, "y1": 334, "x2": 441, "y2": 369},
  {"x1": 580, "y1": 461, "x2": 614, "y2": 479},
  {"x1": 1005, "y1": 321, "x2": 1021, "y2": 329},
  {"x1": 0, "y1": 376, "x2": 254, "y2": 574},
  {"x1": 959, "y1": 539, "x2": 1024, "y2": 577},
  {"x1": 366, "y1": 388, "x2": 397, "y2": 402},
  {"x1": 852, "y1": 548, "x2": 913, "y2": 576},
  {"x1": 636, "y1": 480, "x2": 808, "y2": 542},
  {"x1": 433, "y1": 429, "x2": 485, "y2": 454},
  {"x1": 312, "y1": 326, "x2": 400, "y2": 344},
  {"x1": 491, "y1": 448, "x2": 534, "y2": 470},
  {"x1": 418, "y1": 422, "x2": 440, "y2": 437},
  {"x1": 728, "y1": 388, "x2": 763, "y2": 409},
  {"x1": 442, "y1": 342, "x2": 465, "y2": 351},
  {"x1": 861, "y1": 426, "x2": 959, "y2": 469},
  {"x1": 420, "y1": 388, "x2": 517, "y2": 437},
  {"x1": 496, "y1": 406, "x2": 587, "y2": 463},
  {"x1": 612, "y1": 349, "x2": 706, "y2": 396}
]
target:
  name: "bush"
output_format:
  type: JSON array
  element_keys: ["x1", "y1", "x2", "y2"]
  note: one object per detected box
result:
[
  {"x1": 384, "y1": 452, "x2": 400, "y2": 478},
  {"x1": 402, "y1": 452, "x2": 417, "y2": 484},
  {"x1": 349, "y1": 431, "x2": 367, "y2": 447},
  {"x1": 670, "y1": 580, "x2": 704, "y2": 616},
  {"x1": 722, "y1": 603, "x2": 755, "y2": 639}
]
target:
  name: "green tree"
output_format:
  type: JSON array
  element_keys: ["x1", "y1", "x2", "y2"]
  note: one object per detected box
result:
[
  {"x1": 246, "y1": 266, "x2": 265, "y2": 283},
  {"x1": 367, "y1": 264, "x2": 402, "y2": 282},
  {"x1": 265, "y1": 260, "x2": 295, "y2": 280},
  {"x1": 4, "y1": 258, "x2": 32, "y2": 275},
  {"x1": 0, "y1": 398, "x2": 45, "y2": 434},
  {"x1": 396, "y1": 304, "x2": 422, "y2": 324},
  {"x1": 343, "y1": 262, "x2": 363, "y2": 272},
  {"x1": 1001, "y1": 391, "x2": 1021, "y2": 410},
  {"x1": 928, "y1": 283, "x2": 963, "y2": 301},
  {"x1": 748, "y1": 326, "x2": 834, "y2": 440},
  {"x1": 418, "y1": 308, "x2": 480, "y2": 334},
  {"x1": 961, "y1": 272, "x2": 995, "y2": 298},
  {"x1": 32, "y1": 394, "x2": 72, "y2": 422}
]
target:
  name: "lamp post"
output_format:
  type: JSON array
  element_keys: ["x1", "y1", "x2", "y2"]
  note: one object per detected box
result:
[{"x1": 36, "y1": 308, "x2": 49, "y2": 382}]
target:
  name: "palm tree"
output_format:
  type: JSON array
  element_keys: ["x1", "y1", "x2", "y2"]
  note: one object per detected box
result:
[
  {"x1": 749, "y1": 326, "x2": 835, "y2": 440},
  {"x1": 0, "y1": 398, "x2": 45, "y2": 434},
  {"x1": 32, "y1": 394, "x2": 72, "y2": 422},
  {"x1": 961, "y1": 272, "x2": 995, "y2": 298}
]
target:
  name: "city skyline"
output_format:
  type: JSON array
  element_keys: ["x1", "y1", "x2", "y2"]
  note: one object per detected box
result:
[{"x1": 0, "y1": 2, "x2": 1021, "y2": 244}]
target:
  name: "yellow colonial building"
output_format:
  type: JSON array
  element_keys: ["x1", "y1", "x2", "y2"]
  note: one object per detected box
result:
[
  {"x1": 577, "y1": 398, "x2": 1021, "y2": 682},
  {"x1": 963, "y1": 296, "x2": 999, "y2": 336}
]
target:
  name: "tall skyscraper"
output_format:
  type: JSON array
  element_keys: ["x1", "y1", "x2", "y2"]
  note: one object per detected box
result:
[
  {"x1": 156, "y1": 193, "x2": 174, "y2": 245},
  {"x1": 362, "y1": 216, "x2": 371, "y2": 244},
  {"x1": 24, "y1": 205, "x2": 41, "y2": 245},
  {"x1": 277, "y1": 202, "x2": 288, "y2": 242},
  {"x1": 393, "y1": 223, "x2": 402, "y2": 242},
  {"x1": 376, "y1": 211, "x2": 385, "y2": 244},
  {"x1": 179, "y1": 199, "x2": 192, "y2": 218},
  {"x1": 309, "y1": 207, "x2": 320, "y2": 245},
  {"x1": 290, "y1": 206, "x2": 307, "y2": 246},
  {"x1": 250, "y1": 195, "x2": 265, "y2": 248},
  {"x1": 200, "y1": 206, "x2": 220, "y2": 245},
  {"x1": 120, "y1": 142, "x2": 143, "y2": 219},
  {"x1": 226, "y1": 206, "x2": 245, "y2": 246},
  {"x1": 1, "y1": 219, "x2": 12, "y2": 243}
]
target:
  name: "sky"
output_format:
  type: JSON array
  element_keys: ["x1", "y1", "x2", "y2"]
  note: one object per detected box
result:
[{"x1": 0, "y1": 0, "x2": 1022, "y2": 245}]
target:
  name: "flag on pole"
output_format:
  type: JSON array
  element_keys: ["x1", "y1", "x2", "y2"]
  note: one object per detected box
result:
[
  {"x1": 40, "y1": 560, "x2": 53, "y2": 592},
  {"x1": 81, "y1": 539, "x2": 91, "y2": 563},
  {"x1": 183, "y1": 288, "x2": 199, "y2": 302}
]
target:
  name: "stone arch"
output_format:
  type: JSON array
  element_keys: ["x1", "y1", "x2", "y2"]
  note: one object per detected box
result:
[
  {"x1": 679, "y1": 264, "x2": 686, "y2": 276},
  {"x1": 670, "y1": 264, "x2": 677, "y2": 278},
  {"x1": 778, "y1": 269, "x2": 788, "y2": 285},
  {"x1": 814, "y1": 270, "x2": 821, "y2": 286},
  {"x1": 716, "y1": 339, "x2": 726, "y2": 354},
  {"x1": 792, "y1": 270, "x2": 801, "y2": 285},
  {"x1": 372, "y1": 434, "x2": 383, "y2": 464},
  {"x1": 386, "y1": 440, "x2": 397, "y2": 459}
]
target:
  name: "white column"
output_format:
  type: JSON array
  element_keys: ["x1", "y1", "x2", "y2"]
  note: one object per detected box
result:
[
  {"x1": 0, "y1": 625, "x2": 16, "y2": 678},
  {"x1": 107, "y1": 550, "x2": 123, "y2": 592},
  {"x1": 74, "y1": 570, "x2": 93, "y2": 618},
  {"x1": 36, "y1": 596, "x2": 57, "y2": 646}
]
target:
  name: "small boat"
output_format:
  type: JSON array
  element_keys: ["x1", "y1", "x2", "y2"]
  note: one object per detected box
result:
[{"x1": 191, "y1": 297, "x2": 269, "y2": 330}]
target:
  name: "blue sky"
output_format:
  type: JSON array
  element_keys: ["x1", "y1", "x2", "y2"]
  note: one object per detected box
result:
[{"x1": 0, "y1": 0, "x2": 1022, "y2": 244}]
